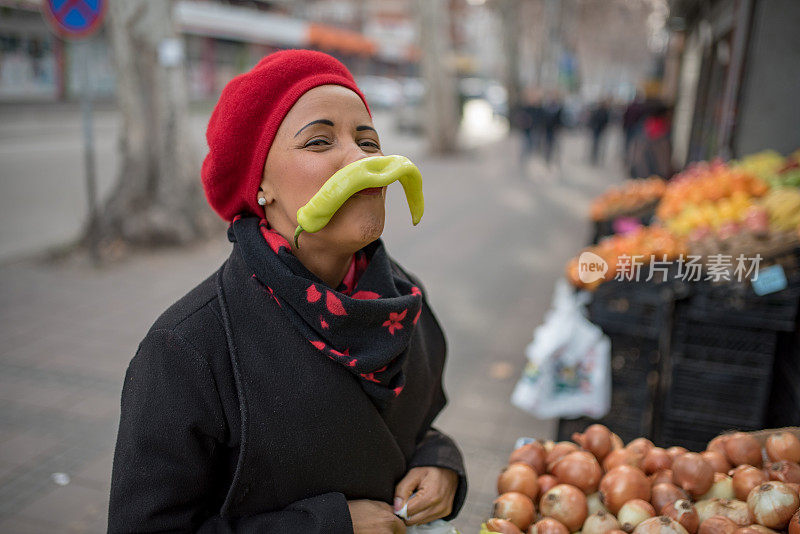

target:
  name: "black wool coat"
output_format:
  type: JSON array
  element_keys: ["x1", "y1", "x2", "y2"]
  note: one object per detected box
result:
[{"x1": 108, "y1": 242, "x2": 467, "y2": 533}]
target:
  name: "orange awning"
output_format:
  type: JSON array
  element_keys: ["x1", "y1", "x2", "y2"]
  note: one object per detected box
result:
[{"x1": 307, "y1": 23, "x2": 377, "y2": 56}]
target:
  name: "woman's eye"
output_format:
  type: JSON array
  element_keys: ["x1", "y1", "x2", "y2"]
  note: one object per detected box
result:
[
  {"x1": 360, "y1": 140, "x2": 381, "y2": 149},
  {"x1": 305, "y1": 139, "x2": 329, "y2": 147}
]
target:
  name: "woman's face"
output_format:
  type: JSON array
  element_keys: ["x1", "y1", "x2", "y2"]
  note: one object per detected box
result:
[{"x1": 260, "y1": 84, "x2": 385, "y2": 252}]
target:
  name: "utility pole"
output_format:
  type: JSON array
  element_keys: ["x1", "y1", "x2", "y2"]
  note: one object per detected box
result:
[
  {"x1": 416, "y1": 0, "x2": 459, "y2": 154},
  {"x1": 499, "y1": 0, "x2": 522, "y2": 118}
]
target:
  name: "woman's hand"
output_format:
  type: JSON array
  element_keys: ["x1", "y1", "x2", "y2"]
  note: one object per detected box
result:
[
  {"x1": 348, "y1": 499, "x2": 407, "y2": 534},
  {"x1": 394, "y1": 466, "x2": 459, "y2": 525}
]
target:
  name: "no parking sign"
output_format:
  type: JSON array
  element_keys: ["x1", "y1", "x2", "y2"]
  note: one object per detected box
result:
[{"x1": 42, "y1": 0, "x2": 107, "y2": 40}]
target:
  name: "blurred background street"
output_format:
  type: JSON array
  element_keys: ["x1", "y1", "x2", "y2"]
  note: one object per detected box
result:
[{"x1": 1, "y1": 0, "x2": 799, "y2": 532}]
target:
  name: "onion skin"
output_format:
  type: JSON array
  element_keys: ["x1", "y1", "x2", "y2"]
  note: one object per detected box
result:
[
  {"x1": 735, "y1": 526, "x2": 778, "y2": 534},
  {"x1": 587, "y1": 491, "x2": 608, "y2": 515},
  {"x1": 652, "y1": 483, "x2": 690, "y2": 514},
  {"x1": 552, "y1": 451, "x2": 603, "y2": 494},
  {"x1": 644, "y1": 449, "x2": 674, "y2": 475},
  {"x1": 765, "y1": 433, "x2": 800, "y2": 464},
  {"x1": 529, "y1": 518, "x2": 569, "y2": 534},
  {"x1": 582, "y1": 510, "x2": 622, "y2": 534},
  {"x1": 788, "y1": 510, "x2": 799, "y2": 534},
  {"x1": 539, "y1": 474, "x2": 559, "y2": 495},
  {"x1": 731, "y1": 465, "x2": 769, "y2": 501},
  {"x1": 713, "y1": 499, "x2": 753, "y2": 526},
  {"x1": 539, "y1": 484, "x2": 588, "y2": 532},
  {"x1": 661, "y1": 499, "x2": 700, "y2": 534},
  {"x1": 494, "y1": 492, "x2": 536, "y2": 531},
  {"x1": 668, "y1": 447, "x2": 690, "y2": 462},
  {"x1": 511, "y1": 442, "x2": 547, "y2": 476},
  {"x1": 724, "y1": 433, "x2": 763, "y2": 468},
  {"x1": 546, "y1": 442, "x2": 580, "y2": 472},
  {"x1": 628, "y1": 438, "x2": 656, "y2": 456},
  {"x1": 600, "y1": 465, "x2": 651, "y2": 514},
  {"x1": 634, "y1": 515, "x2": 690, "y2": 534},
  {"x1": 708, "y1": 436, "x2": 731, "y2": 457},
  {"x1": 604, "y1": 448, "x2": 645, "y2": 472},
  {"x1": 746, "y1": 482, "x2": 800, "y2": 530},
  {"x1": 619, "y1": 499, "x2": 656, "y2": 532},
  {"x1": 695, "y1": 500, "x2": 722, "y2": 524},
  {"x1": 767, "y1": 461, "x2": 800, "y2": 484},
  {"x1": 499, "y1": 463, "x2": 540, "y2": 500},
  {"x1": 652, "y1": 470, "x2": 675, "y2": 487},
  {"x1": 699, "y1": 516, "x2": 738, "y2": 534},
  {"x1": 487, "y1": 518, "x2": 524, "y2": 534},
  {"x1": 702, "y1": 451, "x2": 732, "y2": 474},
  {"x1": 698, "y1": 474, "x2": 735, "y2": 501},
  {"x1": 573, "y1": 424, "x2": 614, "y2": 461},
  {"x1": 611, "y1": 433, "x2": 625, "y2": 451},
  {"x1": 673, "y1": 453, "x2": 715, "y2": 497}
]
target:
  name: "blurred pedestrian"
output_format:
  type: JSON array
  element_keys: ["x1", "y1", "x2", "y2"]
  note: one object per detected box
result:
[
  {"x1": 108, "y1": 49, "x2": 466, "y2": 533},
  {"x1": 628, "y1": 99, "x2": 673, "y2": 179},
  {"x1": 542, "y1": 92, "x2": 563, "y2": 166},
  {"x1": 519, "y1": 87, "x2": 544, "y2": 166},
  {"x1": 622, "y1": 90, "x2": 646, "y2": 161},
  {"x1": 588, "y1": 98, "x2": 611, "y2": 165}
]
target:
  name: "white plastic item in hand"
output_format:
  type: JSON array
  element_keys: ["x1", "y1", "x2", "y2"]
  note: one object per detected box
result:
[{"x1": 406, "y1": 520, "x2": 460, "y2": 533}]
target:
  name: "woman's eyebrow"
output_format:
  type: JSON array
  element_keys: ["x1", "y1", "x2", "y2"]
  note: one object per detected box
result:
[{"x1": 295, "y1": 119, "x2": 334, "y2": 137}]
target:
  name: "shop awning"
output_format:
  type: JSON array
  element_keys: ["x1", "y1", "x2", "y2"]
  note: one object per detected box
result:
[{"x1": 307, "y1": 23, "x2": 377, "y2": 57}]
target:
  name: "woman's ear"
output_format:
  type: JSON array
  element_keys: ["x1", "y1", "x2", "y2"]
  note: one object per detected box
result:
[{"x1": 258, "y1": 181, "x2": 276, "y2": 205}]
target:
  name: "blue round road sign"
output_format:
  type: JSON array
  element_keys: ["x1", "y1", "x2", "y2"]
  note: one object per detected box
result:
[{"x1": 43, "y1": 0, "x2": 107, "y2": 39}]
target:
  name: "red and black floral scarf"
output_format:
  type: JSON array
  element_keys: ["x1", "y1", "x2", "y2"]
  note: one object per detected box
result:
[{"x1": 228, "y1": 216, "x2": 423, "y2": 403}]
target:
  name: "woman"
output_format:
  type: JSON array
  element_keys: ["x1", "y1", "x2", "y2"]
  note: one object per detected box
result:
[{"x1": 108, "y1": 50, "x2": 467, "y2": 533}]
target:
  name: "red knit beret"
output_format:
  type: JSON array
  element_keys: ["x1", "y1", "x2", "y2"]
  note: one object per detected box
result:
[{"x1": 201, "y1": 49, "x2": 371, "y2": 221}]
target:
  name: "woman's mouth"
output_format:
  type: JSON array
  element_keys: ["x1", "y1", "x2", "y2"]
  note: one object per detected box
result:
[{"x1": 356, "y1": 187, "x2": 384, "y2": 196}]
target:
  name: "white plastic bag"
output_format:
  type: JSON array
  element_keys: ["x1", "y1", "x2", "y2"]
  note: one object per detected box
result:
[{"x1": 511, "y1": 279, "x2": 611, "y2": 419}]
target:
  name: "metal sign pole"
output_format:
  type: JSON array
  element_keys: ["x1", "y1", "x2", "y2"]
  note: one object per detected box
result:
[{"x1": 80, "y1": 40, "x2": 99, "y2": 264}]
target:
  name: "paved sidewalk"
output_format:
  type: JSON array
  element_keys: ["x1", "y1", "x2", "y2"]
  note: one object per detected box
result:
[{"x1": 0, "y1": 120, "x2": 623, "y2": 531}]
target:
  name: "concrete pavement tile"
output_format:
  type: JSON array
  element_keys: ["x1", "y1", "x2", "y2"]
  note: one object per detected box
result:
[
  {"x1": 0, "y1": 430, "x2": 59, "y2": 466},
  {"x1": 0, "y1": 515, "x2": 60, "y2": 533},
  {"x1": 0, "y1": 379, "x2": 79, "y2": 412},
  {"x1": 70, "y1": 452, "x2": 113, "y2": 491},
  {"x1": 16, "y1": 481, "x2": 108, "y2": 529},
  {"x1": 62, "y1": 392, "x2": 119, "y2": 421}
]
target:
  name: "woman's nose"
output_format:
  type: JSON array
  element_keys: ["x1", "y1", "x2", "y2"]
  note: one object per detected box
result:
[{"x1": 340, "y1": 142, "x2": 372, "y2": 168}]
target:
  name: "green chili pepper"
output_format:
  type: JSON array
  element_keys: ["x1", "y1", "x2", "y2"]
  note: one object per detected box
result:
[{"x1": 293, "y1": 155, "x2": 424, "y2": 248}]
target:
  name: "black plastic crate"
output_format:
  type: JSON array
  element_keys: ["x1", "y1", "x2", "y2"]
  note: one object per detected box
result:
[
  {"x1": 662, "y1": 358, "x2": 772, "y2": 428},
  {"x1": 671, "y1": 320, "x2": 778, "y2": 368},
  {"x1": 589, "y1": 281, "x2": 675, "y2": 340},
  {"x1": 685, "y1": 276, "x2": 800, "y2": 332},
  {"x1": 657, "y1": 414, "x2": 754, "y2": 452}
]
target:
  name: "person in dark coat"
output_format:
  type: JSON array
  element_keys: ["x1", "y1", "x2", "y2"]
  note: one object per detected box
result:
[
  {"x1": 108, "y1": 49, "x2": 467, "y2": 534},
  {"x1": 588, "y1": 99, "x2": 611, "y2": 165}
]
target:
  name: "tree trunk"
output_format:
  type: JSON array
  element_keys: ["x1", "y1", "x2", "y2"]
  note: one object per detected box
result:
[
  {"x1": 97, "y1": 0, "x2": 213, "y2": 248},
  {"x1": 416, "y1": 0, "x2": 459, "y2": 154}
]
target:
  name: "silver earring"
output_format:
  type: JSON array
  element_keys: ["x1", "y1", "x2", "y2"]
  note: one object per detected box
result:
[{"x1": 258, "y1": 197, "x2": 267, "y2": 206}]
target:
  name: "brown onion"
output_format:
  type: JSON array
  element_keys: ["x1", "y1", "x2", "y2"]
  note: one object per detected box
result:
[
  {"x1": 600, "y1": 465, "x2": 651, "y2": 514},
  {"x1": 634, "y1": 515, "x2": 689, "y2": 534},
  {"x1": 765, "y1": 433, "x2": 800, "y2": 464},
  {"x1": 735, "y1": 526, "x2": 778, "y2": 534},
  {"x1": 539, "y1": 474, "x2": 559, "y2": 495},
  {"x1": 652, "y1": 470, "x2": 675, "y2": 487},
  {"x1": 708, "y1": 436, "x2": 731, "y2": 457},
  {"x1": 494, "y1": 492, "x2": 536, "y2": 531},
  {"x1": 486, "y1": 518, "x2": 524, "y2": 534},
  {"x1": 667, "y1": 447, "x2": 690, "y2": 461},
  {"x1": 788, "y1": 509, "x2": 799, "y2": 534},
  {"x1": 511, "y1": 442, "x2": 547, "y2": 476},
  {"x1": 587, "y1": 491, "x2": 608, "y2": 515},
  {"x1": 767, "y1": 461, "x2": 800, "y2": 484},
  {"x1": 661, "y1": 500, "x2": 699, "y2": 534},
  {"x1": 610, "y1": 530, "x2": 630, "y2": 534},
  {"x1": 644, "y1": 449, "x2": 674, "y2": 475},
  {"x1": 724, "y1": 433, "x2": 763, "y2": 468},
  {"x1": 731, "y1": 465, "x2": 768, "y2": 501},
  {"x1": 652, "y1": 483, "x2": 689, "y2": 513},
  {"x1": 582, "y1": 510, "x2": 622, "y2": 534},
  {"x1": 713, "y1": 499, "x2": 752, "y2": 526},
  {"x1": 611, "y1": 433, "x2": 625, "y2": 451},
  {"x1": 673, "y1": 453, "x2": 714, "y2": 496},
  {"x1": 573, "y1": 424, "x2": 614, "y2": 461},
  {"x1": 539, "y1": 484, "x2": 588, "y2": 532},
  {"x1": 619, "y1": 499, "x2": 656, "y2": 532},
  {"x1": 544, "y1": 440, "x2": 556, "y2": 453},
  {"x1": 702, "y1": 451, "x2": 732, "y2": 474},
  {"x1": 699, "y1": 516, "x2": 738, "y2": 534},
  {"x1": 698, "y1": 473, "x2": 735, "y2": 501},
  {"x1": 788, "y1": 482, "x2": 800, "y2": 494},
  {"x1": 628, "y1": 438, "x2": 656, "y2": 456},
  {"x1": 499, "y1": 463, "x2": 540, "y2": 499},
  {"x1": 530, "y1": 518, "x2": 569, "y2": 534},
  {"x1": 604, "y1": 448, "x2": 645, "y2": 472},
  {"x1": 546, "y1": 442, "x2": 580, "y2": 472},
  {"x1": 746, "y1": 482, "x2": 800, "y2": 530},
  {"x1": 695, "y1": 500, "x2": 722, "y2": 524},
  {"x1": 552, "y1": 451, "x2": 603, "y2": 494}
]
